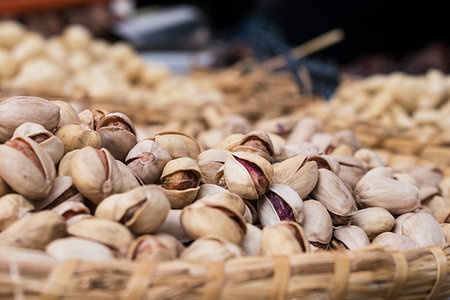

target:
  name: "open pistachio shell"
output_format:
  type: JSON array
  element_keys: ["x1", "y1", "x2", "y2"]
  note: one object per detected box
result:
[
  {"x1": 307, "y1": 155, "x2": 341, "y2": 174},
  {"x1": 0, "y1": 136, "x2": 56, "y2": 200},
  {"x1": 151, "y1": 131, "x2": 201, "y2": 160},
  {"x1": 125, "y1": 140, "x2": 171, "y2": 184},
  {"x1": 35, "y1": 176, "x2": 81, "y2": 210},
  {"x1": 331, "y1": 225, "x2": 370, "y2": 251},
  {"x1": 334, "y1": 155, "x2": 367, "y2": 189},
  {"x1": 350, "y1": 207, "x2": 395, "y2": 240},
  {"x1": 46, "y1": 237, "x2": 115, "y2": 261},
  {"x1": 232, "y1": 131, "x2": 275, "y2": 162},
  {"x1": 55, "y1": 123, "x2": 101, "y2": 154},
  {"x1": 198, "y1": 192, "x2": 246, "y2": 216},
  {"x1": 180, "y1": 236, "x2": 245, "y2": 262},
  {"x1": 196, "y1": 184, "x2": 230, "y2": 200},
  {"x1": 57, "y1": 149, "x2": 79, "y2": 177},
  {"x1": 371, "y1": 232, "x2": 419, "y2": 251},
  {"x1": 223, "y1": 151, "x2": 273, "y2": 200},
  {"x1": 95, "y1": 185, "x2": 170, "y2": 234},
  {"x1": 70, "y1": 147, "x2": 122, "y2": 203},
  {"x1": 115, "y1": 160, "x2": 140, "y2": 193},
  {"x1": 51, "y1": 101, "x2": 80, "y2": 127},
  {"x1": 219, "y1": 134, "x2": 244, "y2": 151},
  {"x1": 96, "y1": 112, "x2": 137, "y2": 161},
  {"x1": 156, "y1": 209, "x2": 192, "y2": 243},
  {"x1": 128, "y1": 233, "x2": 184, "y2": 261},
  {"x1": 0, "y1": 193, "x2": 34, "y2": 231},
  {"x1": 393, "y1": 212, "x2": 445, "y2": 247},
  {"x1": 310, "y1": 133, "x2": 337, "y2": 154},
  {"x1": 52, "y1": 200, "x2": 90, "y2": 225},
  {"x1": 197, "y1": 149, "x2": 229, "y2": 184},
  {"x1": 302, "y1": 200, "x2": 332, "y2": 249},
  {"x1": 261, "y1": 221, "x2": 310, "y2": 256}
]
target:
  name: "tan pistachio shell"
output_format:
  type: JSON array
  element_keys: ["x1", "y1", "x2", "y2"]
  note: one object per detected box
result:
[
  {"x1": 55, "y1": 123, "x2": 101, "y2": 154},
  {"x1": 0, "y1": 96, "x2": 60, "y2": 142},
  {"x1": 0, "y1": 211, "x2": 65, "y2": 250},
  {"x1": 241, "y1": 223, "x2": 262, "y2": 256},
  {"x1": 197, "y1": 149, "x2": 229, "y2": 184},
  {"x1": 151, "y1": 131, "x2": 201, "y2": 159},
  {"x1": 156, "y1": 209, "x2": 192, "y2": 243},
  {"x1": 70, "y1": 147, "x2": 122, "y2": 203},
  {"x1": 219, "y1": 134, "x2": 244, "y2": 150},
  {"x1": 354, "y1": 149, "x2": 385, "y2": 169},
  {"x1": 196, "y1": 184, "x2": 230, "y2": 200},
  {"x1": 180, "y1": 236, "x2": 245, "y2": 262},
  {"x1": 273, "y1": 155, "x2": 318, "y2": 198},
  {"x1": 334, "y1": 155, "x2": 367, "y2": 189},
  {"x1": 331, "y1": 225, "x2": 370, "y2": 251},
  {"x1": 393, "y1": 212, "x2": 445, "y2": 247},
  {"x1": 393, "y1": 173, "x2": 418, "y2": 187},
  {"x1": 125, "y1": 140, "x2": 172, "y2": 184},
  {"x1": 127, "y1": 233, "x2": 184, "y2": 261},
  {"x1": 51, "y1": 101, "x2": 80, "y2": 127},
  {"x1": 232, "y1": 130, "x2": 275, "y2": 162},
  {"x1": 0, "y1": 193, "x2": 34, "y2": 231},
  {"x1": 223, "y1": 151, "x2": 273, "y2": 200},
  {"x1": 287, "y1": 117, "x2": 323, "y2": 144},
  {"x1": 46, "y1": 237, "x2": 115, "y2": 260},
  {"x1": 311, "y1": 169, "x2": 357, "y2": 225},
  {"x1": 57, "y1": 149, "x2": 79, "y2": 177},
  {"x1": 52, "y1": 200, "x2": 90, "y2": 225},
  {"x1": 422, "y1": 196, "x2": 450, "y2": 223},
  {"x1": 96, "y1": 112, "x2": 137, "y2": 161},
  {"x1": 440, "y1": 223, "x2": 450, "y2": 243},
  {"x1": 410, "y1": 166, "x2": 443, "y2": 188},
  {"x1": 35, "y1": 176, "x2": 80, "y2": 210},
  {"x1": 78, "y1": 109, "x2": 94, "y2": 129},
  {"x1": 0, "y1": 136, "x2": 56, "y2": 200},
  {"x1": 91, "y1": 109, "x2": 110, "y2": 129},
  {"x1": 268, "y1": 133, "x2": 286, "y2": 162},
  {"x1": 95, "y1": 185, "x2": 170, "y2": 234},
  {"x1": 115, "y1": 160, "x2": 140, "y2": 193},
  {"x1": 198, "y1": 192, "x2": 246, "y2": 216},
  {"x1": 302, "y1": 200, "x2": 333, "y2": 248},
  {"x1": 67, "y1": 218, "x2": 134, "y2": 254},
  {"x1": 440, "y1": 177, "x2": 450, "y2": 198},
  {"x1": 180, "y1": 198, "x2": 247, "y2": 244},
  {"x1": 350, "y1": 207, "x2": 395, "y2": 240},
  {"x1": 307, "y1": 155, "x2": 341, "y2": 174},
  {"x1": 282, "y1": 143, "x2": 321, "y2": 159},
  {"x1": 254, "y1": 115, "x2": 298, "y2": 136},
  {"x1": 222, "y1": 115, "x2": 253, "y2": 136},
  {"x1": 371, "y1": 232, "x2": 419, "y2": 251},
  {"x1": 261, "y1": 221, "x2": 310, "y2": 256},
  {"x1": 310, "y1": 133, "x2": 337, "y2": 154}
]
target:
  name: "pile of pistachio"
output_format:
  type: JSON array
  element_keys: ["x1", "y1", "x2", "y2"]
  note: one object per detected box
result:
[{"x1": 0, "y1": 96, "x2": 449, "y2": 262}]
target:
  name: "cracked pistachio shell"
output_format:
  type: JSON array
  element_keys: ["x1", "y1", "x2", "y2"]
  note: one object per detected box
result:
[
  {"x1": 232, "y1": 131, "x2": 275, "y2": 162},
  {"x1": 70, "y1": 147, "x2": 122, "y2": 203},
  {"x1": 282, "y1": 143, "x2": 321, "y2": 159},
  {"x1": 95, "y1": 185, "x2": 170, "y2": 234},
  {"x1": 288, "y1": 117, "x2": 323, "y2": 144},
  {"x1": 0, "y1": 96, "x2": 60, "y2": 142},
  {"x1": 47, "y1": 237, "x2": 115, "y2": 261},
  {"x1": 302, "y1": 200, "x2": 332, "y2": 248},
  {"x1": 35, "y1": 176, "x2": 81, "y2": 210},
  {"x1": 197, "y1": 149, "x2": 228, "y2": 184},
  {"x1": 273, "y1": 155, "x2": 318, "y2": 199},
  {"x1": 125, "y1": 140, "x2": 171, "y2": 184},
  {"x1": 258, "y1": 183, "x2": 304, "y2": 226},
  {"x1": 354, "y1": 173, "x2": 420, "y2": 215},
  {"x1": 422, "y1": 196, "x2": 450, "y2": 223},
  {"x1": 115, "y1": 160, "x2": 140, "y2": 193},
  {"x1": 52, "y1": 200, "x2": 90, "y2": 226},
  {"x1": 196, "y1": 184, "x2": 229, "y2": 200},
  {"x1": 198, "y1": 192, "x2": 246, "y2": 217},
  {"x1": 334, "y1": 155, "x2": 367, "y2": 189},
  {"x1": 55, "y1": 123, "x2": 101, "y2": 154},
  {"x1": 354, "y1": 149, "x2": 385, "y2": 169},
  {"x1": 241, "y1": 223, "x2": 262, "y2": 256},
  {"x1": 128, "y1": 233, "x2": 184, "y2": 261},
  {"x1": 151, "y1": 131, "x2": 200, "y2": 159},
  {"x1": 371, "y1": 232, "x2": 418, "y2": 251},
  {"x1": 96, "y1": 112, "x2": 137, "y2": 161},
  {"x1": 307, "y1": 155, "x2": 341, "y2": 174},
  {"x1": 160, "y1": 157, "x2": 202, "y2": 208},
  {"x1": 0, "y1": 136, "x2": 56, "y2": 200},
  {"x1": 0, "y1": 194, "x2": 34, "y2": 231},
  {"x1": 57, "y1": 149, "x2": 79, "y2": 177},
  {"x1": 261, "y1": 221, "x2": 310, "y2": 256},
  {"x1": 219, "y1": 134, "x2": 244, "y2": 150},
  {"x1": 180, "y1": 236, "x2": 245, "y2": 262},
  {"x1": 440, "y1": 224, "x2": 450, "y2": 243},
  {"x1": 331, "y1": 225, "x2": 370, "y2": 251},
  {"x1": 156, "y1": 209, "x2": 192, "y2": 243},
  {"x1": 13, "y1": 122, "x2": 64, "y2": 164},
  {"x1": 350, "y1": 207, "x2": 395, "y2": 240},
  {"x1": 393, "y1": 212, "x2": 445, "y2": 247},
  {"x1": 51, "y1": 101, "x2": 80, "y2": 127},
  {"x1": 0, "y1": 211, "x2": 65, "y2": 250},
  {"x1": 91, "y1": 109, "x2": 110, "y2": 129},
  {"x1": 180, "y1": 197, "x2": 247, "y2": 244},
  {"x1": 68, "y1": 218, "x2": 134, "y2": 254},
  {"x1": 311, "y1": 169, "x2": 357, "y2": 225},
  {"x1": 223, "y1": 151, "x2": 273, "y2": 200}
]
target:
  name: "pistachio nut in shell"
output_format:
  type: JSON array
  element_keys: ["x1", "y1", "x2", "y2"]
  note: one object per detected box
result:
[
  {"x1": 273, "y1": 155, "x2": 318, "y2": 199},
  {"x1": 96, "y1": 112, "x2": 137, "y2": 161},
  {"x1": 95, "y1": 185, "x2": 170, "y2": 234},
  {"x1": 51, "y1": 100, "x2": 80, "y2": 127},
  {"x1": 241, "y1": 223, "x2": 262, "y2": 256},
  {"x1": 34, "y1": 176, "x2": 81, "y2": 210},
  {"x1": 156, "y1": 209, "x2": 191, "y2": 243},
  {"x1": 393, "y1": 212, "x2": 445, "y2": 247},
  {"x1": 52, "y1": 200, "x2": 90, "y2": 225},
  {"x1": 115, "y1": 160, "x2": 140, "y2": 193},
  {"x1": 196, "y1": 184, "x2": 230, "y2": 200},
  {"x1": 55, "y1": 123, "x2": 101, "y2": 154},
  {"x1": 281, "y1": 143, "x2": 321, "y2": 159},
  {"x1": 307, "y1": 155, "x2": 340, "y2": 174},
  {"x1": 180, "y1": 236, "x2": 245, "y2": 262},
  {"x1": 350, "y1": 207, "x2": 395, "y2": 240},
  {"x1": 197, "y1": 149, "x2": 228, "y2": 184},
  {"x1": 371, "y1": 232, "x2": 418, "y2": 251},
  {"x1": 0, "y1": 193, "x2": 34, "y2": 231},
  {"x1": 354, "y1": 148, "x2": 385, "y2": 169},
  {"x1": 0, "y1": 136, "x2": 56, "y2": 200},
  {"x1": 410, "y1": 166, "x2": 443, "y2": 188},
  {"x1": 46, "y1": 237, "x2": 115, "y2": 261},
  {"x1": 311, "y1": 169, "x2": 357, "y2": 225},
  {"x1": 440, "y1": 223, "x2": 450, "y2": 243},
  {"x1": 333, "y1": 130, "x2": 362, "y2": 153},
  {"x1": 78, "y1": 109, "x2": 94, "y2": 128},
  {"x1": 128, "y1": 233, "x2": 184, "y2": 261},
  {"x1": 151, "y1": 131, "x2": 201, "y2": 159},
  {"x1": 440, "y1": 177, "x2": 450, "y2": 198},
  {"x1": 57, "y1": 149, "x2": 79, "y2": 177},
  {"x1": 261, "y1": 221, "x2": 310, "y2": 256},
  {"x1": 70, "y1": 147, "x2": 122, "y2": 203},
  {"x1": 331, "y1": 225, "x2": 370, "y2": 251},
  {"x1": 232, "y1": 131, "x2": 275, "y2": 162},
  {"x1": 258, "y1": 183, "x2": 304, "y2": 227},
  {"x1": 198, "y1": 192, "x2": 246, "y2": 217},
  {"x1": 287, "y1": 117, "x2": 323, "y2": 144},
  {"x1": 0, "y1": 96, "x2": 60, "y2": 142},
  {"x1": 160, "y1": 157, "x2": 202, "y2": 208},
  {"x1": 68, "y1": 218, "x2": 134, "y2": 255},
  {"x1": 219, "y1": 134, "x2": 244, "y2": 151},
  {"x1": 302, "y1": 200, "x2": 332, "y2": 250},
  {"x1": 125, "y1": 140, "x2": 171, "y2": 184},
  {"x1": 223, "y1": 151, "x2": 273, "y2": 200},
  {"x1": 421, "y1": 195, "x2": 450, "y2": 223},
  {"x1": 0, "y1": 211, "x2": 65, "y2": 250},
  {"x1": 334, "y1": 155, "x2": 367, "y2": 189},
  {"x1": 180, "y1": 198, "x2": 247, "y2": 244}
]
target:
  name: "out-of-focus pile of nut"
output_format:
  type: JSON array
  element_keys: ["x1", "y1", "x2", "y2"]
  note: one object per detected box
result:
[
  {"x1": 0, "y1": 21, "x2": 223, "y2": 110},
  {"x1": 1, "y1": 96, "x2": 449, "y2": 262}
]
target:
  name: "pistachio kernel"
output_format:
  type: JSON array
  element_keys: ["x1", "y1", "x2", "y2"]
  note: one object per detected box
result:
[{"x1": 162, "y1": 171, "x2": 199, "y2": 190}]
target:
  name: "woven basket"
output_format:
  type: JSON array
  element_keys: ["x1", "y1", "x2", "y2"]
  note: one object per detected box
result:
[{"x1": 0, "y1": 244, "x2": 449, "y2": 299}]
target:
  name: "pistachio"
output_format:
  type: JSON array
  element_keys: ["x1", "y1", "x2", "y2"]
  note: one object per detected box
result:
[
  {"x1": 334, "y1": 155, "x2": 367, "y2": 190},
  {"x1": 151, "y1": 131, "x2": 201, "y2": 159},
  {"x1": 331, "y1": 225, "x2": 370, "y2": 251},
  {"x1": 125, "y1": 140, "x2": 171, "y2": 184},
  {"x1": 440, "y1": 177, "x2": 450, "y2": 198},
  {"x1": 333, "y1": 130, "x2": 362, "y2": 153},
  {"x1": 52, "y1": 200, "x2": 90, "y2": 226},
  {"x1": 196, "y1": 183, "x2": 230, "y2": 199},
  {"x1": 156, "y1": 209, "x2": 192, "y2": 243},
  {"x1": 0, "y1": 194, "x2": 34, "y2": 231},
  {"x1": 307, "y1": 155, "x2": 341, "y2": 174},
  {"x1": 180, "y1": 236, "x2": 245, "y2": 262},
  {"x1": 35, "y1": 176, "x2": 82, "y2": 210},
  {"x1": 57, "y1": 149, "x2": 79, "y2": 177},
  {"x1": 282, "y1": 143, "x2": 321, "y2": 158},
  {"x1": 232, "y1": 131, "x2": 275, "y2": 162},
  {"x1": 440, "y1": 223, "x2": 450, "y2": 243},
  {"x1": 78, "y1": 109, "x2": 94, "y2": 129},
  {"x1": 55, "y1": 123, "x2": 101, "y2": 154},
  {"x1": 96, "y1": 112, "x2": 137, "y2": 161},
  {"x1": 302, "y1": 200, "x2": 332, "y2": 250},
  {"x1": 128, "y1": 233, "x2": 184, "y2": 261},
  {"x1": 393, "y1": 173, "x2": 418, "y2": 187},
  {"x1": 0, "y1": 211, "x2": 65, "y2": 250},
  {"x1": 197, "y1": 192, "x2": 247, "y2": 217},
  {"x1": 115, "y1": 160, "x2": 140, "y2": 193},
  {"x1": 311, "y1": 133, "x2": 337, "y2": 154},
  {"x1": 254, "y1": 115, "x2": 298, "y2": 137},
  {"x1": 354, "y1": 149, "x2": 385, "y2": 169},
  {"x1": 0, "y1": 136, "x2": 56, "y2": 200},
  {"x1": 410, "y1": 166, "x2": 443, "y2": 188},
  {"x1": 46, "y1": 237, "x2": 115, "y2": 260},
  {"x1": 197, "y1": 149, "x2": 228, "y2": 184},
  {"x1": 241, "y1": 224, "x2": 262, "y2": 256},
  {"x1": 288, "y1": 117, "x2": 323, "y2": 144},
  {"x1": 258, "y1": 184, "x2": 304, "y2": 226},
  {"x1": 0, "y1": 96, "x2": 60, "y2": 142},
  {"x1": 393, "y1": 212, "x2": 445, "y2": 247},
  {"x1": 95, "y1": 185, "x2": 170, "y2": 234},
  {"x1": 219, "y1": 134, "x2": 244, "y2": 151},
  {"x1": 371, "y1": 232, "x2": 418, "y2": 251},
  {"x1": 261, "y1": 221, "x2": 310, "y2": 255},
  {"x1": 51, "y1": 101, "x2": 80, "y2": 127},
  {"x1": 350, "y1": 207, "x2": 395, "y2": 240},
  {"x1": 222, "y1": 115, "x2": 253, "y2": 136},
  {"x1": 91, "y1": 109, "x2": 110, "y2": 129}
]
